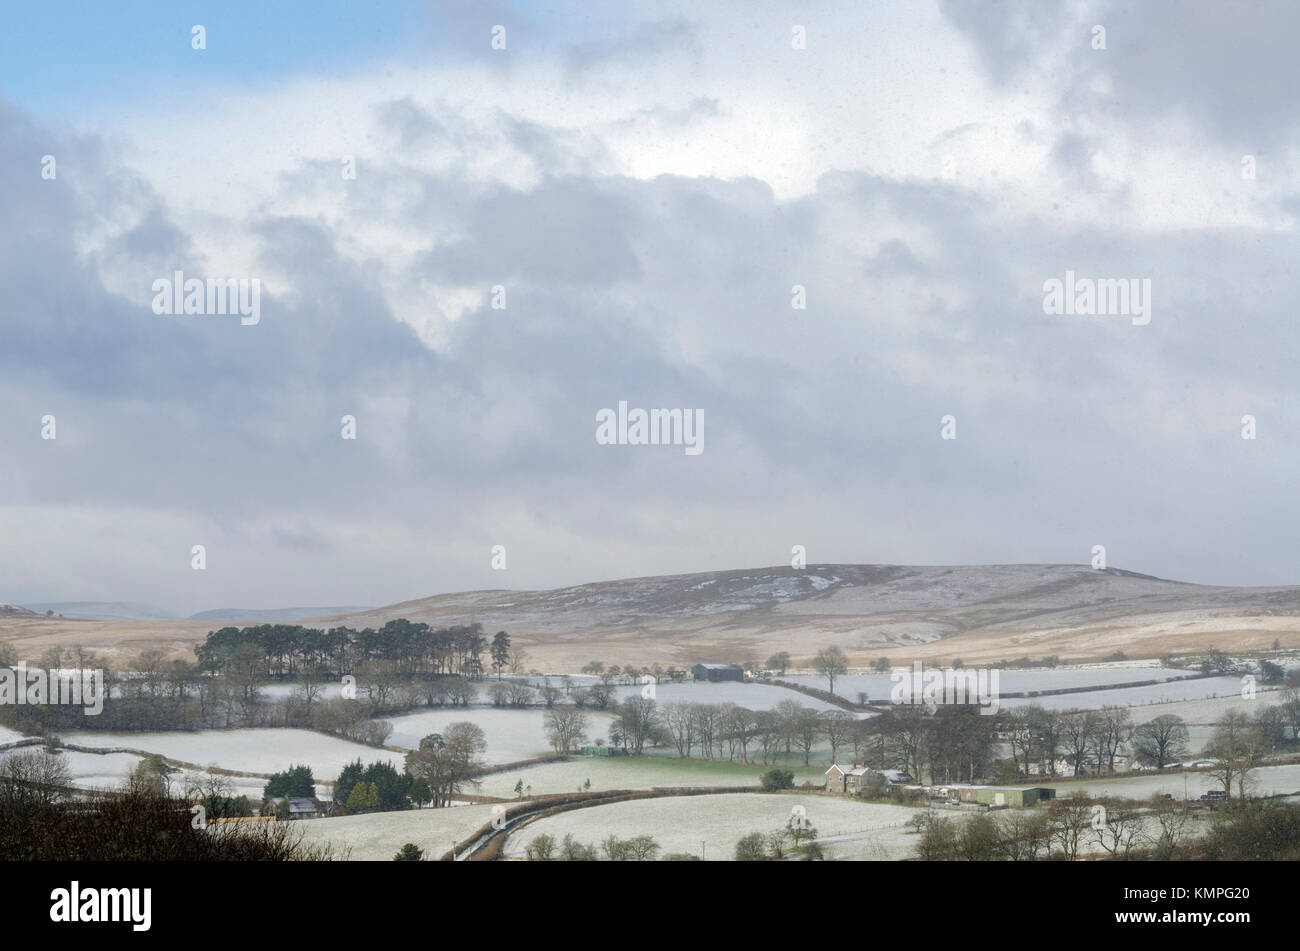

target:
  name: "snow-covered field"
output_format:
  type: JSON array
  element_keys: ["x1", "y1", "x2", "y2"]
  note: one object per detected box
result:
[
  {"x1": 38, "y1": 747, "x2": 269, "y2": 799},
  {"x1": 45, "y1": 749, "x2": 143, "y2": 791},
  {"x1": 787, "y1": 666, "x2": 1210, "y2": 702},
  {"x1": 0, "y1": 724, "x2": 28, "y2": 747},
  {"x1": 502, "y1": 793, "x2": 919, "y2": 860},
  {"x1": 1123, "y1": 691, "x2": 1287, "y2": 724},
  {"x1": 57, "y1": 729, "x2": 405, "y2": 782},
  {"x1": 382, "y1": 708, "x2": 613, "y2": 762},
  {"x1": 1055, "y1": 763, "x2": 1300, "y2": 800},
  {"x1": 478, "y1": 756, "x2": 826, "y2": 799},
  {"x1": 611, "y1": 681, "x2": 840, "y2": 711},
  {"x1": 1000, "y1": 677, "x2": 1258, "y2": 711},
  {"x1": 295, "y1": 803, "x2": 506, "y2": 860}
]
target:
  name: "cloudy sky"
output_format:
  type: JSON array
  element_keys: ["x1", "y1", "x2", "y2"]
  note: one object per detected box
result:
[{"x1": 2, "y1": 1, "x2": 1297, "y2": 613}]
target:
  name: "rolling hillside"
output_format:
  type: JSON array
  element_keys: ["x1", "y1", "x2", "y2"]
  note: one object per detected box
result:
[{"x1": 3, "y1": 564, "x2": 1299, "y2": 669}]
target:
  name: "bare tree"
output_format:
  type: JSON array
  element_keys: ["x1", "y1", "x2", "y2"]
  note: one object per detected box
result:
[
  {"x1": 995, "y1": 809, "x2": 1051, "y2": 860},
  {"x1": 789, "y1": 705, "x2": 821, "y2": 766},
  {"x1": 0, "y1": 748, "x2": 71, "y2": 807},
  {"x1": 812, "y1": 646, "x2": 848, "y2": 694},
  {"x1": 404, "y1": 722, "x2": 487, "y2": 807},
  {"x1": 1144, "y1": 793, "x2": 1193, "y2": 859},
  {"x1": 612, "y1": 697, "x2": 658, "y2": 754},
  {"x1": 662, "y1": 702, "x2": 696, "y2": 758},
  {"x1": 1204, "y1": 710, "x2": 1265, "y2": 800},
  {"x1": 1060, "y1": 710, "x2": 1101, "y2": 775},
  {"x1": 1131, "y1": 714, "x2": 1189, "y2": 769},
  {"x1": 1006, "y1": 706, "x2": 1039, "y2": 777},
  {"x1": 819, "y1": 710, "x2": 857, "y2": 763},
  {"x1": 543, "y1": 705, "x2": 589, "y2": 753},
  {"x1": 1091, "y1": 796, "x2": 1142, "y2": 857},
  {"x1": 726, "y1": 706, "x2": 759, "y2": 763},
  {"x1": 1049, "y1": 791, "x2": 1093, "y2": 860},
  {"x1": 1094, "y1": 706, "x2": 1132, "y2": 774}
]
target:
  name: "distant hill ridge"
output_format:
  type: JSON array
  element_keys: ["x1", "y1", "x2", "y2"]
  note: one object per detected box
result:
[
  {"x1": 6, "y1": 564, "x2": 1299, "y2": 667},
  {"x1": 187, "y1": 606, "x2": 375, "y2": 623}
]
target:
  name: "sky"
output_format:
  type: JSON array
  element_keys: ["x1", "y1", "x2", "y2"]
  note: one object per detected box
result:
[{"x1": 1, "y1": 0, "x2": 1298, "y2": 614}]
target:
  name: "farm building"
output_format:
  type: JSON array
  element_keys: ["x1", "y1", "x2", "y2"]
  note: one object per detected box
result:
[
  {"x1": 691, "y1": 663, "x2": 744, "y2": 682},
  {"x1": 263, "y1": 797, "x2": 323, "y2": 819},
  {"x1": 825, "y1": 764, "x2": 912, "y2": 794},
  {"x1": 287, "y1": 797, "x2": 323, "y2": 819},
  {"x1": 932, "y1": 785, "x2": 1055, "y2": 808}
]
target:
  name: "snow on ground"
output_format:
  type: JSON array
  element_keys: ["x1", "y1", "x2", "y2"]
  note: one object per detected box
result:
[
  {"x1": 1000, "y1": 677, "x2": 1260, "y2": 711},
  {"x1": 57, "y1": 729, "x2": 405, "y2": 782},
  {"x1": 257, "y1": 682, "x2": 353, "y2": 701},
  {"x1": 1122, "y1": 691, "x2": 1287, "y2": 724},
  {"x1": 42, "y1": 749, "x2": 142, "y2": 791},
  {"x1": 0, "y1": 724, "x2": 28, "y2": 746},
  {"x1": 5, "y1": 747, "x2": 276, "y2": 800},
  {"x1": 502, "y1": 793, "x2": 919, "y2": 860},
  {"x1": 382, "y1": 707, "x2": 613, "y2": 762},
  {"x1": 295, "y1": 803, "x2": 504, "y2": 860},
  {"x1": 611, "y1": 681, "x2": 840, "y2": 711},
  {"x1": 478, "y1": 756, "x2": 826, "y2": 799},
  {"x1": 1054, "y1": 763, "x2": 1300, "y2": 801},
  {"x1": 787, "y1": 667, "x2": 1208, "y2": 702}
]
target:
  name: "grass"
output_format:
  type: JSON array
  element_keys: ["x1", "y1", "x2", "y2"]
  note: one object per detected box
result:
[{"x1": 477, "y1": 754, "x2": 826, "y2": 799}]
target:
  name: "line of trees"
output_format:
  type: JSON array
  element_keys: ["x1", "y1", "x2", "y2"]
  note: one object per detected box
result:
[
  {"x1": 1002, "y1": 698, "x2": 1300, "y2": 787},
  {"x1": 540, "y1": 696, "x2": 872, "y2": 766},
  {"x1": 195, "y1": 620, "x2": 505, "y2": 680}
]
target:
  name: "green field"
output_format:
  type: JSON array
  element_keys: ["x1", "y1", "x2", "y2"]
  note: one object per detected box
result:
[{"x1": 477, "y1": 755, "x2": 827, "y2": 799}]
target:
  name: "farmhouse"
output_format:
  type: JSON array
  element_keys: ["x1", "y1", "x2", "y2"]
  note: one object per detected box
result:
[
  {"x1": 825, "y1": 764, "x2": 912, "y2": 794},
  {"x1": 691, "y1": 663, "x2": 743, "y2": 682}
]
